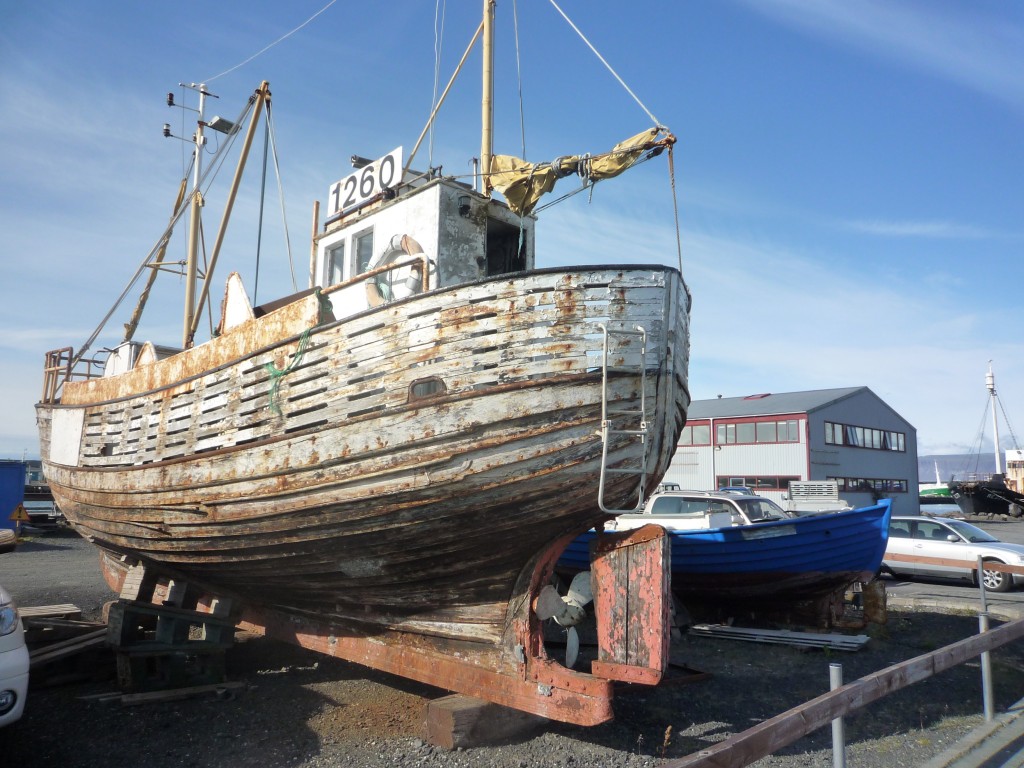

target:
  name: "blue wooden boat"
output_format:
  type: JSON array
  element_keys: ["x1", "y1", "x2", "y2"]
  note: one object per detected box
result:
[{"x1": 560, "y1": 500, "x2": 892, "y2": 604}]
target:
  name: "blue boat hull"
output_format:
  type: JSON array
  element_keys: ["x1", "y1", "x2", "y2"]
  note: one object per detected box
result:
[{"x1": 559, "y1": 500, "x2": 891, "y2": 603}]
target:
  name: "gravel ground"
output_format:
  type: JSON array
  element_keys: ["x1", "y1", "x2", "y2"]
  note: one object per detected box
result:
[{"x1": 3, "y1": 526, "x2": 1023, "y2": 768}]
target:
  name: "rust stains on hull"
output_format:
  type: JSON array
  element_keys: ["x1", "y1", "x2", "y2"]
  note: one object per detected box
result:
[{"x1": 41, "y1": 266, "x2": 690, "y2": 725}]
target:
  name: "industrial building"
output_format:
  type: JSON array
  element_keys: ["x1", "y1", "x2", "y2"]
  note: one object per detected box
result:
[{"x1": 663, "y1": 387, "x2": 919, "y2": 515}]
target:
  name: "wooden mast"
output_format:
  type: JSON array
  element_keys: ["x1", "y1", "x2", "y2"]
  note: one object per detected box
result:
[
  {"x1": 182, "y1": 85, "x2": 207, "y2": 348},
  {"x1": 480, "y1": 0, "x2": 495, "y2": 196},
  {"x1": 188, "y1": 81, "x2": 271, "y2": 343}
]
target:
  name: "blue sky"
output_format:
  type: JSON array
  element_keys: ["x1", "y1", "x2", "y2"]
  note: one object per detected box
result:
[{"x1": 1, "y1": 0, "x2": 1022, "y2": 462}]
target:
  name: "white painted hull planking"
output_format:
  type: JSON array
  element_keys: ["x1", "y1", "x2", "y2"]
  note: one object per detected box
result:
[{"x1": 38, "y1": 265, "x2": 689, "y2": 645}]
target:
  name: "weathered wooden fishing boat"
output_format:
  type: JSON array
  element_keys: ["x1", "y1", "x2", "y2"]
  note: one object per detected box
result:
[{"x1": 35, "y1": 5, "x2": 689, "y2": 724}]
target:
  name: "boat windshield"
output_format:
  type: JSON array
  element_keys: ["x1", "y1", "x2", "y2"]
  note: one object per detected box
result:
[
  {"x1": 943, "y1": 519, "x2": 1000, "y2": 543},
  {"x1": 734, "y1": 498, "x2": 788, "y2": 522}
]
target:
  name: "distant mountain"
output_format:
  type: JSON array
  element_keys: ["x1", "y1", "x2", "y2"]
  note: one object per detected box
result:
[{"x1": 919, "y1": 454, "x2": 998, "y2": 483}]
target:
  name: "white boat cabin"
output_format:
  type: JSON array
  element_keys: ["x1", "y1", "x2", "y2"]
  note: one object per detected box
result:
[
  {"x1": 101, "y1": 148, "x2": 536, "y2": 379},
  {"x1": 313, "y1": 148, "x2": 536, "y2": 320}
]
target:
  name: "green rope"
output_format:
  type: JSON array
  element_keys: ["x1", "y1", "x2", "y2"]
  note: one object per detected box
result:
[
  {"x1": 263, "y1": 290, "x2": 332, "y2": 415},
  {"x1": 264, "y1": 324, "x2": 313, "y2": 416}
]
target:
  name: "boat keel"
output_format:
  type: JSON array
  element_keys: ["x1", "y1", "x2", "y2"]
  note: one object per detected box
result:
[{"x1": 96, "y1": 523, "x2": 672, "y2": 726}]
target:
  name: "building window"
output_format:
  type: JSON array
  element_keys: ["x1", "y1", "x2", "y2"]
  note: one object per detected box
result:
[
  {"x1": 715, "y1": 418, "x2": 800, "y2": 445},
  {"x1": 825, "y1": 421, "x2": 905, "y2": 452},
  {"x1": 830, "y1": 476, "x2": 908, "y2": 493},
  {"x1": 784, "y1": 420, "x2": 800, "y2": 441},
  {"x1": 716, "y1": 475, "x2": 801, "y2": 492},
  {"x1": 679, "y1": 424, "x2": 711, "y2": 445}
]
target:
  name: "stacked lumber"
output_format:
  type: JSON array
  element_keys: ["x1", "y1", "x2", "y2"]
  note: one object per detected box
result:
[{"x1": 690, "y1": 624, "x2": 870, "y2": 651}]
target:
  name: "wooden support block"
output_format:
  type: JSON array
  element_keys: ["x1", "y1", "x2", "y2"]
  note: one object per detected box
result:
[
  {"x1": 422, "y1": 694, "x2": 548, "y2": 750},
  {"x1": 119, "y1": 565, "x2": 149, "y2": 602}
]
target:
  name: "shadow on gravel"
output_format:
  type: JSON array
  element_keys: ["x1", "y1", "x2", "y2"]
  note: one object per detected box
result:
[
  {"x1": 5, "y1": 632, "x2": 444, "y2": 768},
  {"x1": 5, "y1": 546, "x2": 1023, "y2": 768},
  {"x1": 545, "y1": 610, "x2": 1024, "y2": 762}
]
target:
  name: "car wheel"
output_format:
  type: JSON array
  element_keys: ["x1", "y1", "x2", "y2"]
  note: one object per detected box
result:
[{"x1": 981, "y1": 560, "x2": 1013, "y2": 593}]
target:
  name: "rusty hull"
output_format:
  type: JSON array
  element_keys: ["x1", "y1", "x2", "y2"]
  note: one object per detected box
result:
[
  {"x1": 43, "y1": 266, "x2": 689, "y2": 724},
  {"x1": 100, "y1": 525, "x2": 673, "y2": 725}
]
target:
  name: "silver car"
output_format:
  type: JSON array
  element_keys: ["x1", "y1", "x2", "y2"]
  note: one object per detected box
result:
[
  {"x1": 882, "y1": 515, "x2": 1024, "y2": 592},
  {"x1": 0, "y1": 583, "x2": 29, "y2": 727}
]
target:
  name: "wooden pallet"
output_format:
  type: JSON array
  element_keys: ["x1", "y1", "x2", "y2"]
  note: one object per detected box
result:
[{"x1": 29, "y1": 628, "x2": 108, "y2": 669}]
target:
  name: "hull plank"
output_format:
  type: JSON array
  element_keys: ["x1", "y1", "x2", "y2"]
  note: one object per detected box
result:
[{"x1": 41, "y1": 266, "x2": 689, "y2": 724}]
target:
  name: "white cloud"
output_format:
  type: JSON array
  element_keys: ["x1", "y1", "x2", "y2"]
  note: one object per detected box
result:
[
  {"x1": 739, "y1": 0, "x2": 1024, "y2": 113},
  {"x1": 538, "y1": 193, "x2": 1024, "y2": 457},
  {"x1": 842, "y1": 219, "x2": 994, "y2": 239}
]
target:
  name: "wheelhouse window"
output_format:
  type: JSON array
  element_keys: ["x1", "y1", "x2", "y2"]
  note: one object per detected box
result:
[
  {"x1": 354, "y1": 230, "x2": 374, "y2": 274},
  {"x1": 326, "y1": 242, "x2": 345, "y2": 285}
]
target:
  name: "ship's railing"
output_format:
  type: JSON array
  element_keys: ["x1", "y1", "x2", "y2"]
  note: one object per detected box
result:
[
  {"x1": 320, "y1": 254, "x2": 430, "y2": 300},
  {"x1": 41, "y1": 347, "x2": 104, "y2": 404},
  {"x1": 39, "y1": 257, "x2": 429, "y2": 405}
]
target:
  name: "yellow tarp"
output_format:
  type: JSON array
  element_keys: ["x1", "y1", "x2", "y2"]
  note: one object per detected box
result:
[{"x1": 489, "y1": 127, "x2": 668, "y2": 216}]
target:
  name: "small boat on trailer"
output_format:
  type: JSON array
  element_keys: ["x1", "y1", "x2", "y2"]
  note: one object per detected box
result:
[
  {"x1": 560, "y1": 497, "x2": 892, "y2": 623},
  {"x1": 35, "y1": 5, "x2": 689, "y2": 725}
]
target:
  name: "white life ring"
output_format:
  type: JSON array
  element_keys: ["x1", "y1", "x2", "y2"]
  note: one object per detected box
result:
[{"x1": 366, "y1": 234, "x2": 426, "y2": 306}]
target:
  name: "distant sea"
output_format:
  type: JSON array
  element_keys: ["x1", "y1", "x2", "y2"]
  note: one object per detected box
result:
[{"x1": 919, "y1": 453, "x2": 998, "y2": 482}]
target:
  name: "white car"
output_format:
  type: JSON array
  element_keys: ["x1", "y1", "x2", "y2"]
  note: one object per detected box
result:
[
  {"x1": 608, "y1": 489, "x2": 792, "y2": 532},
  {"x1": 882, "y1": 515, "x2": 1024, "y2": 593},
  {"x1": 0, "y1": 583, "x2": 29, "y2": 727}
]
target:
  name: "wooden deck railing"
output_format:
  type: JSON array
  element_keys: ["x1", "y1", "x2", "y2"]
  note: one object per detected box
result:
[
  {"x1": 40, "y1": 347, "x2": 104, "y2": 404},
  {"x1": 666, "y1": 616, "x2": 1024, "y2": 767}
]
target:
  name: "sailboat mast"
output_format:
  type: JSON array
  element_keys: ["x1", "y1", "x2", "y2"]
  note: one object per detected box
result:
[
  {"x1": 480, "y1": 0, "x2": 495, "y2": 195},
  {"x1": 989, "y1": 363, "x2": 1003, "y2": 474},
  {"x1": 183, "y1": 84, "x2": 207, "y2": 348}
]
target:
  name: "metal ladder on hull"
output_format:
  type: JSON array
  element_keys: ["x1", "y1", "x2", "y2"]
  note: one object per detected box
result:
[{"x1": 597, "y1": 324, "x2": 649, "y2": 513}]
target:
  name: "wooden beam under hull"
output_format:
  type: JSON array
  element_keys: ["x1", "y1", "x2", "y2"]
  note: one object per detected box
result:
[{"x1": 97, "y1": 524, "x2": 673, "y2": 726}]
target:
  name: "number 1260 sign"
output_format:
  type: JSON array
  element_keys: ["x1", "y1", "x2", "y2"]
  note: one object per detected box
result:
[{"x1": 327, "y1": 147, "x2": 403, "y2": 217}]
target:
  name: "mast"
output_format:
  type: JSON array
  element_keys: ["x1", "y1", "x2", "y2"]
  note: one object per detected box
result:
[
  {"x1": 480, "y1": 0, "x2": 495, "y2": 195},
  {"x1": 183, "y1": 84, "x2": 208, "y2": 348},
  {"x1": 989, "y1": 363, "x2": 1003, "y2": 474}
]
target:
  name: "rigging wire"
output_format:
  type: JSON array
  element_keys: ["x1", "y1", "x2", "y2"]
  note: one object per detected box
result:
[
  {"x1": 202, "y1": 0, "x2": 338, "y2": 84},
  {"x1": 666, "y1": 143, "x2": 685, "y2": 276},
  {"x1": 532, "y1": 149, "x2": 659, "y2": 214},
  {"x1": 546, "y1": 0, "x2": 662, "y2": 128},
  {"x1": 266, "y1": 102, "x2": 298, "y2": 294},
  {"x1": 72, "y1": 94, "x2": 257, "y2": 367},
  {"x1": 512, "y1": 0, "x2": 527, "y2": 159},
  {"x1": 955, "y1": 387, "x2": 1020, "y2": 479},
  {"x1": 254, "y1": 114, "x2": 270, "y2": 304},
  {"x1": 430, "y1": 0, "x2": 446, "y2": 168},
  {"x1": 960, "y1": 400, "x2": 992, "y2": 477},
  {"x1": 997, "y1": 396, "x2": 1021, "y2": 451}
]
